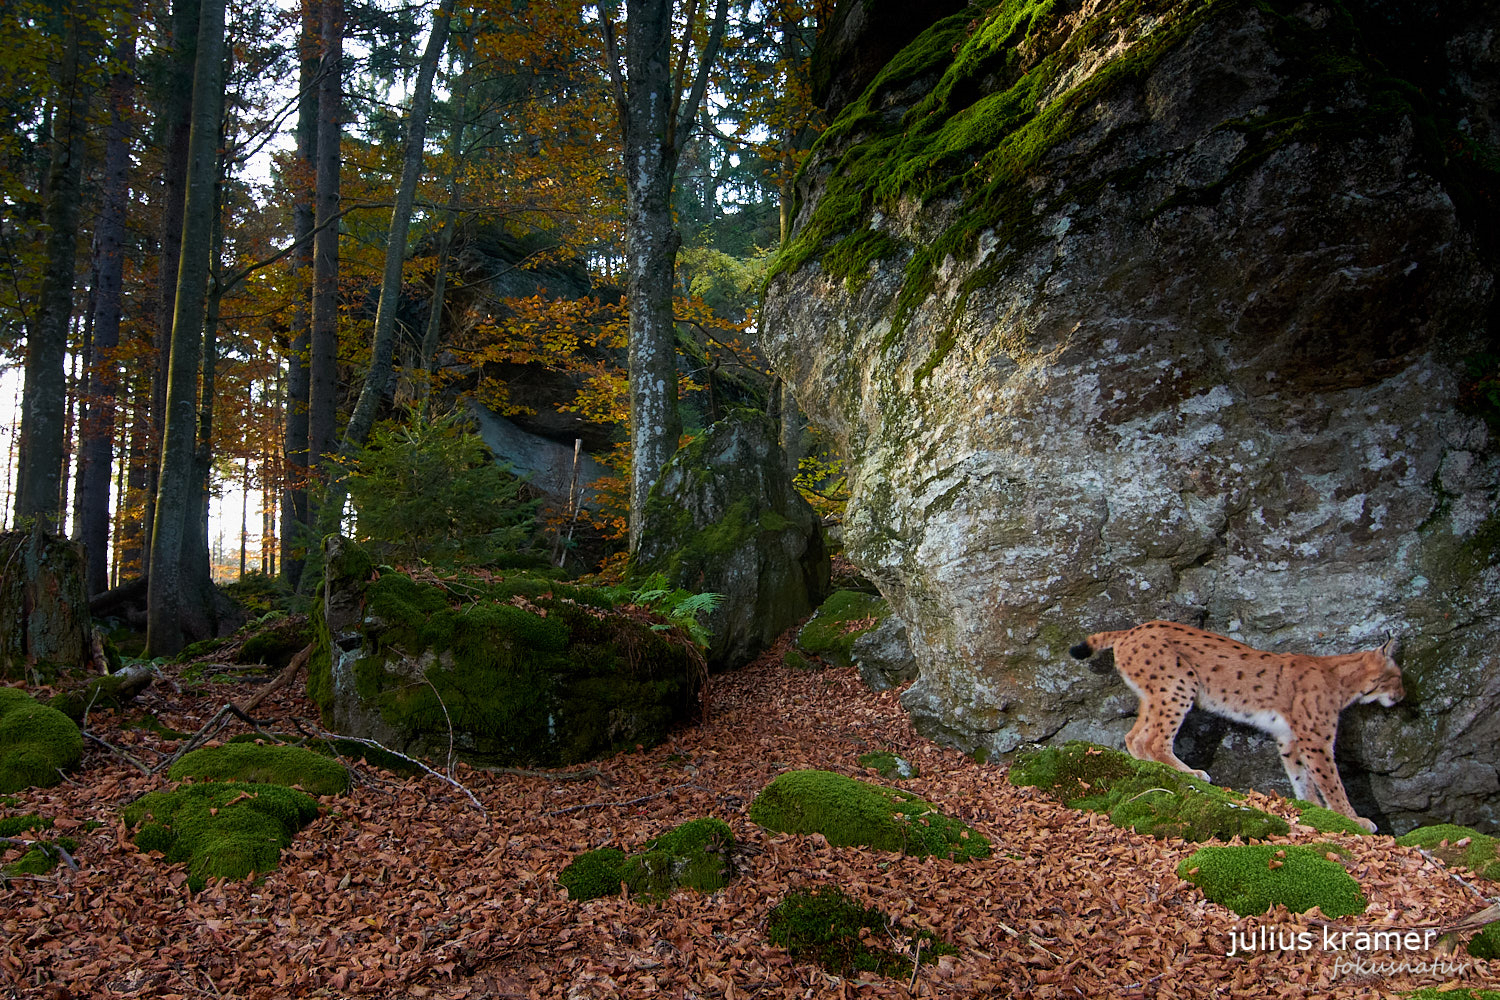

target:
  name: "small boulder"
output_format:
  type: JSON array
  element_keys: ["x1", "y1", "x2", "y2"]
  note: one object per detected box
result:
[
  {"x1": 796, "y1": 590, "x2": 885, "y2": 668},
  {"x1": 851, "y1": 614, "x2": 918, "y2": 692},
  {"x1": 559, "y1": 817, "x2": 735, "y2": 902},
  {"x1": 631, "y1": 410, "x2": 830, "y2": 670}
]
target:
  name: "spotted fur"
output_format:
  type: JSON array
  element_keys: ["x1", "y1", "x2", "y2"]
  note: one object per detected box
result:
[{"x1": 1069, "y1": 620, "x2": 1403, "y2": 833}]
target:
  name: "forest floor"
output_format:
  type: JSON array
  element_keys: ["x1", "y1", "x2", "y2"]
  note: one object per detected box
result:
[{"x1": 1, "y1": 637, "x2": 1496, "y2": 1000}]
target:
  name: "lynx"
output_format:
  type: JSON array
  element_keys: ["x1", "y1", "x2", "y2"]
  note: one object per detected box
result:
[{"x1": 1069, "y1": 620, "x2": 1403, "y2": 832}]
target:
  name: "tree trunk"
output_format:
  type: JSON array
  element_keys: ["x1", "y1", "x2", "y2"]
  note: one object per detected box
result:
[
  {"x1": 600, "y1": 0, "x2": 728, "y2": 553},
  {"x1": 417, "y1": 23, "x2": 473, "y2": 386},
  {"x1": 281, "y1": 0, "x2": 319, "y2": 589},
  {"x1": 77, "y1": 15, "x2": 137, "y2": 597},
  {"x1": 308, "y1": 0, "x2": 342, "y2": 481},
  {"x1": 14, "y1": 7, "x2": 92, "y2": 531},
  {"x1": 144, "y1": 0, "x2": 199, "y2": 575},
  {"x1": 145, "y1": 0, "x2": 225, "y2": 657},
  {"x1": 312, "y1": 0, "x2": 456, "y2": 542},
  {"x1": 0, "y1": 524, "x2": 89, "y2": 683}
]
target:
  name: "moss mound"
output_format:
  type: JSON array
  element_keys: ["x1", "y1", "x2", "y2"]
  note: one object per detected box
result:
[
  {"x1": 768, "y1": 885, "x2": 955, "y2": 977},
  {"x1": 123, "y1": 781, "x2": 320, "y2": 891},
  {"x1": 226, "y1": 732, "x2": 422, "y2": 776},
  {"x1": 796, "y1": 591, "x2": 888, "y2": 666},
  {"x1": 1293, "y1": 801, "x2": 1369, "y2": 836},
  {"x1": 236, "y1": 613, "x2": 311, "y2": 669},
  {"x1": 750, "y1": 769, "x2": 989, "y2": 861},
  {"x1": 169, "y1": 742, "x2": 349, "y2": 796},
  {"x1": 1395, "y1": 824, "x2": 1500, "y2": 882},
  {"x1": 559, "y1": 817, "x2": 735, "y2": 902},
  {"x1": 1467, "y1": 920, "x2": 1500, "y2": 961},
  {"x1": 0, "y1": 687, "x2": 83, "y2": 793},
  {"x1": 1009, "y1": 742, "x2": 1289, "y2": 842},
  {"x1": 310, "y1": 555, "x2": 702, "y2": 767},
  {"x1": 1177, "y1": 844, "x2": 1368, "y2": 918},
  {"x1": 858, "y1": 751, "x2": 916, "y2": 779}
]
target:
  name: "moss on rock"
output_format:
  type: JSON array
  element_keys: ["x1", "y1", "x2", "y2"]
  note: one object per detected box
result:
[
  {"x1": 123, "y1": 781, "x2": 320, "y2": 891},
  {"x1": 797, "y1": 590, "x2": 888, "y2": 667},
  {"x1": 1009, "y1": 742, "x2": 1289, "y2": 842},
  {"x1": 169, "y1": 742, "x2": 349, "y2": 796},
  {"x1": 858, "y1": 750, "x2": 916, "y2": 779},
  {"x1": 1177, "y1": 843, "x2": 1368, "y2": 917},
  {"x1": 0, "y1": 687, "x2": 83, "y2": 793},
  {"x1": 1395, "y1": 824, "x2": 1500, "y2": 882},
  {"x1": 1294, "y1": 802, "x2": 1370, "y2": 837},
  {"x1": 768, "y1": 885, "x2": 955, "y2": 977},
  {"x1": 750, "y1": 769, "x2": 989, "y2": 861},
  {"x1": 558, "y1": 817, "x2": 736, "y2": 902}
]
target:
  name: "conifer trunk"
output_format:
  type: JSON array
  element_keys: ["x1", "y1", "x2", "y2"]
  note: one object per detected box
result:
[{"x1": 308, "y1": 0, "x2": 342, "y2": 480}]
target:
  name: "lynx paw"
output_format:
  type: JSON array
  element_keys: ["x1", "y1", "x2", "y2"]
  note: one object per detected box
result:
[
  {"x1": 1191, "y1": 769, "x2": 1211, "y2": 783},
  {"x1": 1356, "y1": 816, "x2": 1378, "y2": 834}
]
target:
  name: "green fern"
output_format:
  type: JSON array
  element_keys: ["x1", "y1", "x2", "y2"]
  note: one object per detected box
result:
[{"x1": 608, "y1": 575, "x2": 722, "y2": 647}]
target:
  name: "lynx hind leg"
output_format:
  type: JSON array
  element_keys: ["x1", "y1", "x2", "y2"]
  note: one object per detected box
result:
[
  {"x1": 1298, "y1": 740, "x2": 1378, "y2": 833},
  {"x1": 1123, "y1": 681, "x2": 1211, "y2": 783},
  {"x1": 1278, "y1": 737, "x2": 1320, "y2": 804}
]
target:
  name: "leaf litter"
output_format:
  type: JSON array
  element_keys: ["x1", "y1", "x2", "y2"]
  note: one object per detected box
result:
[{"x1": 0, "y1": 643, "x2": 1493, "y2": 999}]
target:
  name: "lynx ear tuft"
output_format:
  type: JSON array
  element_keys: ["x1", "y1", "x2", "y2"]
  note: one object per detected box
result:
[
  {"x1": 1379, "y1": 635, "x2": 1401, "y2": 659},
  {"x1": 1069, "y1": 641, "x2": 1094, "y2": 660}
]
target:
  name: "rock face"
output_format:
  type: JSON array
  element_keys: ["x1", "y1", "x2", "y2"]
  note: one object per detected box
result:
[
  {"x1": 632, "y1": 410, "x2": 830, "y2": 669},
  {"x1": 762, "y1": 0, "x2": 1500, "y2": 832}
]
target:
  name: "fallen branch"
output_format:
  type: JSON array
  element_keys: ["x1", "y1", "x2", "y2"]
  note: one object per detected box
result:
[
  {"x1": 237, "y1": 643, "x2": 313, "y2": 715},
  {"x1": 0, "y1": 837, "x2": 80, "y2": 872},
  {"x1": 153, "y1": 702, "x2": 264, "y2": 775}
]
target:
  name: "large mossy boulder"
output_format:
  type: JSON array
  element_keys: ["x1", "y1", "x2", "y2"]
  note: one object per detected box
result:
[
  {"x1": 123, "y1": 781, "x2": 320, "y2": 891},
  {"x1": 0, "y1": 688, "x2": 83, "y2": 793},
  {"x1": 796, "y1": 590, "x2": 886, "y2": 668},
  {"x1": 631, "y1": 410, "x2": 830, "y2": 670},
  {"x1": 761, "y1": 0, "x2": 1500, "y2": 833},
  {"x1": 311, "y1": 536, "x2": 702, "y2": 767},
  {"x1": 1009, "y1": 742, "x2": 1290, "y2": 842},
  {"x1": 1177, "y1": 844, "x2": 1368, "y2": 918},
  {"x1": 750, "y1": 768, "x2": 990, "y2": 861}
]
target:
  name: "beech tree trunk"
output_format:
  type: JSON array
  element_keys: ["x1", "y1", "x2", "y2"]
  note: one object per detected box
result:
[
  {"x1": 14, "y1": 8, "x2": 91, "y2": 530},
  {"x1": 146, "y1": 0, "x2": 225, "y2": 657},
  {"x1": 0, "y1": 525, "x2": 89, "y2": 682},
  {"x1": 308, "y1": 0, "x2": 342, "y2": 481},
  {"x1": 76, "y1": 16, "x2": 137, "y2": 597},
  {"x1": 600, "y1": 0, "x2": 727, "y2": 553},
  {"x1": 281, "y1": 0, "x2": 320, "y2": 589}
]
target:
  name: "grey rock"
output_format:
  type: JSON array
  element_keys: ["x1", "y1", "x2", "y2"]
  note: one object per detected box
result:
[
  {"x1": 632, "y1": 410, "x2": 831, "y2": 670},
  {"x1": 761, "y1": 1, "x2": 1500, "y2": 833},
  {"x1": 852, "y1": 614, "x2": 919, "y2": 692}
]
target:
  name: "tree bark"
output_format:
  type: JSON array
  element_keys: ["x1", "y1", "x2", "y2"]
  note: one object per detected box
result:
[
  {"x1": 0, "y1": 525, "x2": 90, "y2": 682},
  {"x1": 143, "y1": 0, "x2": 199, "y2": 575},
  {"x1": 145, "y1": 0, "x2": 225, "y2": 657},
  {"x1": 14, "y1": 7, "x2": 92, "y2": 530},
  {"x1": 281, "y1": 0, "x2": 320, "y2": 589},
  {"x1": 308, "y1": 0, "x2": 343, "y2": 481},
  {"x1": 77, "y1": 14, "x2": 137, "y2": 597},
  {"x1": 600, "y1": 0, "x2": 728, "y2": 553}
]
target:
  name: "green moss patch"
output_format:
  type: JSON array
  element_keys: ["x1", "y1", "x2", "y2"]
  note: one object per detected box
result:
[
  {"x1": 1467, "y1": 920, "x2": 1500, "y2": 961},
  {"x1": 859, "y1": 751, "x2": 916, "y2": 779},
  {"x1": 0, "y1": 687, "x2": 83, "y2": 793},
  {"x1": 796, "y1": 590, "x2": 888, "y2": 667},
  {"x1": 47, "y1": 667, "x2": 153, "y2": 723},
  {"x1": 1399, "y1": 989, "x2": 1500, "y2": 1000},
  {"x1": 750, "y1": 769, "x2": 989, "y2": 861},
  {"x1": 226, "y1": 732, "x2": 422, "y2": 777},
  {"x1": 169, "y1": 742, "x2": 349, "y2": 796},
  {"x1": 768, "y1": 885, "x2": 955, "y2": 978},
  {"x1": 1395, "y1": 824, "x2": 1500, "y2": 882},
  {"x1": 236, "y1": 613, "x2": 311, "y2": 669},
  {"x1": 1009, "y1": 742, "x2": 1289, "y2": 842},
  {"x1": 559, "y1": 817, "x2": 736, "y2": 902},
  {"x1": 122, "y1": 781, "x2": 320, "y2": 891},
  {"x1": 1294, "y1": 802, "x2": 1369, "y2": 837},
  {"x1": 1177, "y1": 844, "x2": 1368, "y2": 917}
]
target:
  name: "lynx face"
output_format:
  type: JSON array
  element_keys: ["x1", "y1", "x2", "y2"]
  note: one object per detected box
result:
[{"x1": 1069, "y1": 621, "x2": 1404, "y2": 833}]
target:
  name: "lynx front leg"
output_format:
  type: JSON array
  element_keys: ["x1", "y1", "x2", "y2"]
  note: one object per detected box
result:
[{"x1": 1298, "y1": 740, "x2": 1378, "y2": 833}]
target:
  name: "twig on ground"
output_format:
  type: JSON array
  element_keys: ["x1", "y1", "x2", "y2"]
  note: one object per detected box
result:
[
  {"x1": 422, "y1": 674, "x2": 457, "y2": 778},
  {"x1": 0, "y1": 838, "x2": 79, "y2": 872},
  {"x1": 153, "y1": 702, "x2": 264, "y2": 775},
  {"x1": 292, "y1": 719, "x2": 487, "y2": 818},
  {"x1": 1414, "y1": 846, "x2": 1495, "y2": 902},
  {"x1": 83, "y1": 731, "x2": 153, "y2": 775}
]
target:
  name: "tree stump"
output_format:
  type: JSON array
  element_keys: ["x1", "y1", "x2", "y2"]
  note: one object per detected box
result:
[{"x1": 0, "y1": 523, "x2": 90, "y2": 683}]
